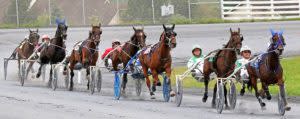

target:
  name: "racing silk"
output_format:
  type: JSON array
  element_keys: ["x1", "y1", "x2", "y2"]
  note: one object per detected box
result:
[
  {"x1": 235, "y1": 58, "x2": 250, "y2": 78},
  {"x1": 187, "y1": 55, "x2": 204, "y2": 72},
  {"x1": 101, "y1": 47, "x2": 113, "y2": 59}
]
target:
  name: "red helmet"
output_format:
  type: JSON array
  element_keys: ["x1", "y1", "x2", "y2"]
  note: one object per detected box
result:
[{"x1": 42, "y1": 34, "x2": 50, "y2": 39}]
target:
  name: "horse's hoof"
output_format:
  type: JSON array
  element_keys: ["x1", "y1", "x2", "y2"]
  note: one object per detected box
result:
[
  {"x1": 267, "y1": 96, "x2": 272, "y2": 100},
  {"x1": 285, "y1": 106, "x2": 291, "y2": 111},
  {"x1": 156, "y1": 81, "x2": 161, "y2": 86},
  {"x1": 36, "y1": 73, "x2": 41, "y2": 78},
  {"x1": 202, "y1": 93, "x2": 208, "y2": 102},
  {"x1": 240, "y1": 89, "x2": 245, "y2": 96},
  {"x1": 261, "y1": 102, "x2": 266, "y2": 107},
  {"x1": 170, "y1": 91, "x2": 176, "y2": 97},
  {"x1": 151, "y1": 86, "x2": 156, "y2": 92},
  {"x1": 150, "y1": 92, "x2": 155, "y2": 96}
]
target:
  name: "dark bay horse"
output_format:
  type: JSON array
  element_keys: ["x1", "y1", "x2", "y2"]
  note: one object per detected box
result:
[
  {"x1": 246, "y1": 29, "x2": 291, "y2": 111},
  {"x1": 36, "y1": 19, "x2": 68, "y2": 87},
  {"x1": 139, "y1": 24, "x2": 177, "y2": 97},
  {"x1": 111, "y1": 26, "x2": 146, "y2": 94},
  {"x1": 6, "y1": 29, "x2": 40, "y2": 80},
  {"x1": 68, "y1": 23, "x2": 102, "y2": 91},
  {"x1": 202, "y1": 28, "x2": 243, "y2": 108}
]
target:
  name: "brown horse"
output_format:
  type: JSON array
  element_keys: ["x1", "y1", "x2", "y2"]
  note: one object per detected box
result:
[
  {"x1": 7, "y1": 29, "x2": 40, "y2": 81},
  {"x1": 111, "y1": 26, "x2": 146, "y2": 94},
  {"x1": 202, "y1": 28, "x2": 243, "y2": 108},
  {"x1": 246, "y1": 29, "x2": 291, "y2": 111},
  {"x1": 36, "y1": 19, "x2": 68, "y2": 87},
  {"x1": 68, "y1": 23, "x2": 102, "y2": 91},
  {"x1": 139, "y1": 24, "x2": 177, "y2": 97}
]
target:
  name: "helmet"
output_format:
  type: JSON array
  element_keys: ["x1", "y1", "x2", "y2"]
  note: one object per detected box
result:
[
  {"x1": 112, "y1": 39, "x2": 121, "y2": 45},
  {"x1": 192, "y1": 44, "x2": 202, "y2": 53},
  {"x1": 240, "y1": 45, "x2": 251, "y2": 53},
  {"x1": 42, "y1": 34, "x2": 50, "y2": 39}
]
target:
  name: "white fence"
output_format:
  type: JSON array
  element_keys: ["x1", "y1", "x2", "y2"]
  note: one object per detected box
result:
[{"x1": 220, "y1": 0, "x2": 300, "y2": 20}]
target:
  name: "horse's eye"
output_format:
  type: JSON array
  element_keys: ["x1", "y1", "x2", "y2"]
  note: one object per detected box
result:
[{"x1": 174, "y1": 33, "x2": 177, "y2": 36}]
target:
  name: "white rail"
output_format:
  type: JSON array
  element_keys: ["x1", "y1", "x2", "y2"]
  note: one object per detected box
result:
[{"x1": 221, "y1": 0, "x2": 300, "y2": 20}]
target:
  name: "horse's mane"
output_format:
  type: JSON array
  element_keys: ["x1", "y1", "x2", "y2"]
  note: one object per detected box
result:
[
  {"x1": 215, "y1": 32, "x2": 239, "y2": 57},
  {"x1": 159, "y1": 32, "x2": 165, "y2": 41}
]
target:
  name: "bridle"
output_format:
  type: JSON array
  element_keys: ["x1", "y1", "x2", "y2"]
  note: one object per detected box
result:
[{"x1": 161, "y1": 31, "x2": 177, "y2": 48}]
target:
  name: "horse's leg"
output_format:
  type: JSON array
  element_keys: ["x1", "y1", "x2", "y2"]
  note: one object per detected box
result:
[
  {"x1": 211, "y1": 83, "x2": 217, "y2": 108},
  {"x1": 25, "y1": 61, "x2": 34, "y2": 79},
  {"x1": 151, "y1": 70, "x2": 159, "y2": 94},
  {"x1": 86, "y1": 67, "x2": 90, "y2": 90},
  {"x1": 203, "y1": 74, "x2": 210, "y2": 102},
  {"x1": 252, "y1": 77, "x2": 266, "y2": 109},
  {"x1": 121, "y1": 72, "x2": 128, "y2": 94},
  {"x1": 262, "y1": 82, "x2": 271, "y2": 100},
  {"x1": 69, "y1": 61, "x2": 75, "y2": 91},
  {"x1": 47, "y1": 64, "x2": 53, "y2": 88},
  {"x1": 240, "y1": 82, "x2": 246, "y2": 96},
  {"x1": 141, "y1": 66, "x2": 152, "y2": 95},
  {"x1": 165, "y1": 67, "x2": 175, "y2": 97},
  {"x1": 202, "y1": 61, "x2": 211, "y2": 102},
  {"x1": 36, "y1": 63, "x2": 44, "y2": 78},
  {"x1": 278, "y1": 78, "x2": 291, "y2": 111}
]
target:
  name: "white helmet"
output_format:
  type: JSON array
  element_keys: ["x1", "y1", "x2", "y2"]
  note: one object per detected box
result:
[
  {"x1": 192, "y1": 44, "x2": 202, "y2": 52},
  {"x1": 240, "y1": 45, "x2": 251, "y2": 53}
]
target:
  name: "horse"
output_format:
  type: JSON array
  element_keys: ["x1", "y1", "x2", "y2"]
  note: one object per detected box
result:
[
  {"x1": 202, "y1": 28, "x2": 243, "y2": 108},
  {"x1": 36, "y1": 18, "x2": 68, "y2": 87},
  {"x1": 246, "y1": 29, "x2": 291, "y2": 111},
  {"x1": 139, "y1": 24, "x2": 177, "y2": 98},
  {"x1": 68, "y1": 23, "x2": 102, "y2": 91},
  {"x1": 6, "y1": 29, "x2": 40, "y2": 81},
  {"x1": 110, "y1": 26, "x2": 146, "y2": 94}
]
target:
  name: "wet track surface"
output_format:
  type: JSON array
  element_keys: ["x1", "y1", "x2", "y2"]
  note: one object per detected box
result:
[{"x1": 0, "y1": 21, "x2": 300, "y2": 119}]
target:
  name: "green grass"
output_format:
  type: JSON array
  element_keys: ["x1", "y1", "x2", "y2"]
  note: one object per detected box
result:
[{"x1": 170, "y1": 56, "x2": 300, "y2": 96}]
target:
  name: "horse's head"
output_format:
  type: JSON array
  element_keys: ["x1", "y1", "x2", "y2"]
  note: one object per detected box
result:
[
  {"x1": 55, "y1": 18, "x2": 68, "y2": 40},
  {"x1": 89, "y1": 23, "x2": 102, "y2": 45},
  {"x1": 161, "y1": 24, "x2": 177, "y2": 48},
  {"x1": 269, "y1": 29, "x2": 286, "y2": 55},
  {"x1": 228, "y1": 28, "x2": 243, "y2": 54},
  {"x1": 28, "y1": 29, "x2": 40, "y2": 46},
  {"x1": 131, "y1": 26, "x2": 146, "y2": 49}
]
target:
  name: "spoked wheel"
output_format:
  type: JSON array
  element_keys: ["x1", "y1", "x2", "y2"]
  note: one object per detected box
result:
[
  {"x1": 163, "y1": 75, "x2": 171, "y2": 102},
  {"x1": 64, "y1": 67, "x2": 70, "y2": 89},
  {"x1": 229, "y1": 81, "x2": 237, "y2": 110},
  {"x1": 175, "y1": 76, "x2": 183, "y2": 107},
  {"x1": 96, "y1": 68, "x2": 102, "y2": 93},
  {"x1": 278, "y1": 92, "x2": 285, "y2": 115},
  {"x1": 135, "y1": 78, "x2": 143, "y2": 96},
  {"x1": 114, "y1": 72, "x2": 122, "y2": 100},
  {"x1": 216, "y1": 81, "x2": 225, "y2": 114},
  {"x1": 19, "y1": 60, "x2": 26, "y2": 86},
  {"x1": 89, "y1": 69, "x2": 96, "y2": 94},
  {"x1": 51, "y1": 65, "x2": 58, "y2": 91}
]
